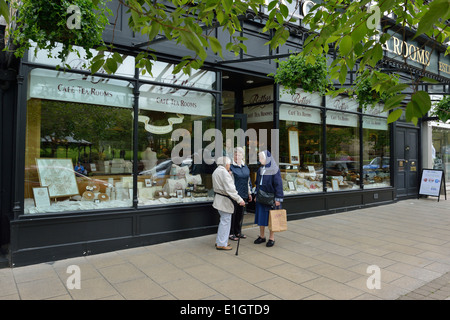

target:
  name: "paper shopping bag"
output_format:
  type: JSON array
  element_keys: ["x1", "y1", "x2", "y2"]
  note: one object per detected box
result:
[{"x1": 269, "y1": 208, "x2": 287, "y2": 232}]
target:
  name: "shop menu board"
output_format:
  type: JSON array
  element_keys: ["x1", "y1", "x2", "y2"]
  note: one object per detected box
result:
[{"x1": 419, "y1": 169, "x2": 447, "y2": 201}]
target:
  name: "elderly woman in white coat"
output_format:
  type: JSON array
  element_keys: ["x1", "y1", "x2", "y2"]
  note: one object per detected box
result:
[{"x1": 212, "y1": 156, "x2": 245, "y2": 250}]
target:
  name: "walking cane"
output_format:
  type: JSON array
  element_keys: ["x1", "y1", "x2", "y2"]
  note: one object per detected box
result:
[{"x1": 235, "y1": 203, "x2": 245, "y2": 256}]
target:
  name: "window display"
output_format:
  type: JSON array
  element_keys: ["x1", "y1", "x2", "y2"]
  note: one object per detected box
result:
[
  {"x1": 23, "y1": 60, "x2": 218, "y2": 213},
  {"x1": 21, "y1": 55, "x2": 394, "y2": 216},
  {"x1": 279, "y1": 105, "x2": 323, "y2": 194},
  {"x1": 362, "y1": 113, "x2": 391, "y2": 189},
  {"x1": 325, "y1": 95, "x2": 360, "y2": 191},
  {"x1": 326, "y1": 115, "x2": 360, "y2": 191},
  {"x1": 137, "y1": 80, "x2": 216, "y2": 206},
  {"x1": 24, "y1": 69, "x2": 134, "y2": 214}
]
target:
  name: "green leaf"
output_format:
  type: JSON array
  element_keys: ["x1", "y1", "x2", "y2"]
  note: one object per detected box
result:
[
  {"x1": 179, "y1": 30, "x2": 206, "y2": 60},
  {"x1": 415, "y1": 0, "x2": 450, "y2": 38},
  {"x1": 105, "y1": 57, "x2": 118, "y2": 74},
  {"x1": 420, "y1": 77, "x2": 440, "y2": 84},
  {"x1": 387, "y1": 108, "x2": 403, "y2": 124},
  {"x1": 384, "y1": 94, "x2": 406, "y2": 110},
  {"x1": 379, "y1": 0, "x2": 397, "y2": 13},
  {"x1": 0, "y1": 0, "x2": 9, "y2": 24},
  {"x1": 339, "y1": 35, "x2": 353, "y2": 56},
  {"x1": 411, "y1": 91, "x2": 431, "y2": 114},
  {"x1": 90, "y1": 59, "x2": 104, "y2": 74},
  {"x1": 268, "y1": 0, "x2": 278, "y2": 11},
  {"x1": 112, "y1": 52, "x2": 123, "y2": 64},
  {"x1": 339, "y1": 64, "x2": 348, "y2": 85},
  {"x1": 329, "y1": 65, "x2": 340, "y2": 80},
  {"x1": 370, "y1": 44, "x2": 383, "y2": 67},
  {"x1": 209, "y1": 36, "x2": 223, "y2": 58},
  {"x1": 279, "y1": 4, "x2": 289, "y2": 18},
  {"x1": 325, "y1": 35, "x2": 341, "y2": 45},
  {"x1": 354, "y1": 42, "x2": 364, "y2": 56},
  {"x1": 147, "y1": 23, "x2": 161, "y2": 42},
  {"x1": 385, "y1": 83, "x2": 409, "y2": 95},
  {"x1": 405, "y1": 101, "x2": 423, "y2": 124},
  {"x1": 351, "y1": 23, "x2": 368, "y2": 44},
  {"x1": 222, "y1": 0, "x2": 233, "y2": 14}
]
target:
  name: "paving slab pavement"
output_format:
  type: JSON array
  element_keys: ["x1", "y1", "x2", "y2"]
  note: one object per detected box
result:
[{"x1": 0, "y1": 197, "x2": 449, "y2": 301}]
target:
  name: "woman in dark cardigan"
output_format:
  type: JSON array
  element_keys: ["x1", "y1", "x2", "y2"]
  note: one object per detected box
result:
[
  {"x1": 229, "y1": 147, "x2": 252, "y2": 241},
  {"x1": 254, "y1": 150, "x2": 283, "y2": 247}
]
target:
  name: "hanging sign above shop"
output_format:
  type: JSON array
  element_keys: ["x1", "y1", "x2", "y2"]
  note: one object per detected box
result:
[
  {"x1": 325, "y1": 95, "x2": 358, "y2": 112},
  {"x1": 243, "y1": 85, "x2": 273, "y2": 104},
  {"x1": 244, "y1": 105, "x2": 273, "y2": 123},
  {"x1": 363, "y1": 103, "x2": 388, "y2": 117},
  {"x1": 327, "y1": 110, "x2": 358, "y2": 127},
  {"x1": 243, "y1": 85, "x2": 274, "y2": 123},
  {"x1": 279, "y1": 86, "x2": 323, "y2": 106},
  {"x1": 28, "y1": 74, "x2": 134, "y2": 108},
  {"x1": 139, "y1": 87, "x2": 212, "y2": 117},
  {"x1": 279, "y1": 104, "x2": 321, "y2": 124},
  {"x1": 363, "y1": 116, "x2": 388, "y2": 130}
]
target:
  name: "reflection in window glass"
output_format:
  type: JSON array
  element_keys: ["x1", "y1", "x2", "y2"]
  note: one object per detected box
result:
[
  {"x1": 326, "y1": 111, "x2": 360, "y2": 191},
  {"x1": 137, "y1": 84, "x2": 216, "y2": 206},
  {"x1": 24, "y1": 73, "x2": 134, "y2": 214},
  {"x1": 432, "y1": 126, "x2": 450, "y2": 183},
  {"x1": 363, "y1": 116, "x2": 391, "y2": 188}
]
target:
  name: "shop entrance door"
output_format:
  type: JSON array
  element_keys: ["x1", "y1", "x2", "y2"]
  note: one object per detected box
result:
[{"x1": 395, "y1": 127, "x2": 419, "y2": 198}]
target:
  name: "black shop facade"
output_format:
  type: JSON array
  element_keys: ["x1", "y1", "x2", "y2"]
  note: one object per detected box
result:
[{"x1": 1, "y1": 2, "x2": 448, "y2": 267}]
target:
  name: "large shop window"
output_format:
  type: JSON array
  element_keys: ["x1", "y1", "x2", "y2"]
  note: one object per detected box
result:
[
  {"x1": 137, "y1": 65, "x2": 216, "y2": 206},
  {"x1": 325, "y1": 96, "x2": 360, "y2": 191},
  {"x1": 362, "y1": 105, "x2": 391, "y2": 189},
  {"x1": 277, "y1": 88, "x2": 324, "y2": 193},
  {"x1": 24, "y1": 69, "x2": 134, "y2": 214}
]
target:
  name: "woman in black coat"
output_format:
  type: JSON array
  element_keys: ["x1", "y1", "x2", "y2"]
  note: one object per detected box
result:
[
  {"x1": 229, "y1": 147, "x2": 252, "y2": 241},
  {"x1": 254, "y1": 150, "x2": 284, "y2": 247}
]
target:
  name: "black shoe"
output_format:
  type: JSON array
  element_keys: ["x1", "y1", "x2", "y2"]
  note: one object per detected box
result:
[
  {"x1": 266, "y1": 239, "x2": 275, "y2": 247},
  {"x1": 254, "y1": 236, "x2": 266, "y2": 244}
]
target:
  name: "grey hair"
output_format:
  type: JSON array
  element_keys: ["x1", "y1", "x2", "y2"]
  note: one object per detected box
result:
[
  {"x1": 216, "y1": 156, "x2": 231, "y2": 166},
  {"x1": 234, "y1": 147, "x2": 245, "y2": 155}
]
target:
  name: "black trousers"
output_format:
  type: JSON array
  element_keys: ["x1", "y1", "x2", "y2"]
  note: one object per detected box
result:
[{"x1": 230, "y1": 202, "x2": 245, "y2": 236}]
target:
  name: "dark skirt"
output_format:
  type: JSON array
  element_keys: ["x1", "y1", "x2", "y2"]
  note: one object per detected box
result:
[{"x1": 254, "y1": 201, "x2": 271, "y2": 226}]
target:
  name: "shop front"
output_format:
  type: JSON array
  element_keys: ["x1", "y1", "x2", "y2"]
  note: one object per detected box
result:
[
  {"x1": 2, "y1": 1, "x2": 449, "y2": 267},
  {"x1": 6, "y1": 47, "x2": 397, "y2": 266}
]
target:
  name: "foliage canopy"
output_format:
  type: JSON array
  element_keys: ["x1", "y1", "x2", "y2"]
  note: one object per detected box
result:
[{"x1": 1, "y1": 0, "x2": 450, "y2": 123}]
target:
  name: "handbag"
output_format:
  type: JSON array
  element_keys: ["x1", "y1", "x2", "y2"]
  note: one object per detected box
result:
[
  {"x1": 269, "y1": 207, "x2": 287, "y2": 232},
  {"x1": 256, "y1": 188, "x2": 275, "y2": 207}
]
